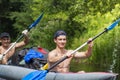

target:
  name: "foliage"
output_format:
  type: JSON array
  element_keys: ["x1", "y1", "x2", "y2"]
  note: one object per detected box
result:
[
  {"x1": 71, "y1": 3, "x2": 120, "y2": 72},
  {"x1": 0, "y1": 0, "x2": 33, "y2": 41},
  {"x1": 1, "y1": 0, "x2": 120, "y2": 74}
]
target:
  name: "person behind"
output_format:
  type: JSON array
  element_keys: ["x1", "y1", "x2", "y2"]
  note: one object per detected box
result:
[
  {"x1": 48, "y1": 30, "x2": 93, "y2": 73},
  {"x1": 0, "y1": 30, "x2": 29, "y2": 64}
]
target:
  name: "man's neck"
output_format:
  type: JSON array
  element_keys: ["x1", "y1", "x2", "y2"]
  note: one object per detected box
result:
[
  {"x1": 55, "y1": 47, "x2": 66, "y2": 54},
  {"x1": 1, "y1": 45, "x2": 9, "y2": 50}
]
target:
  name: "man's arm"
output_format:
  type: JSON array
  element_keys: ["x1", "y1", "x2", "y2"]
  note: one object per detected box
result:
[
  {"x1": 74, "y1": 38, "x2": 93, "y2": 58},
  {"x1": 15, "y1": 30, "x2": 29, "y2": 48}
]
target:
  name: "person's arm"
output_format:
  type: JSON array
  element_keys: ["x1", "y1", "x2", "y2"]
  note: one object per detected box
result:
[
  {"x1": 15, "y1": 29, "x2": 29, "y2": 48},
  {"x1": 74, "y1": 38, "x2": 93, "y2": 58}
]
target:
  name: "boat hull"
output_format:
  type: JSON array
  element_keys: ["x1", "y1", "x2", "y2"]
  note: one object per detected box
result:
[{"x1": 0, "y1": 65, "x2": 118, "y2": 80}]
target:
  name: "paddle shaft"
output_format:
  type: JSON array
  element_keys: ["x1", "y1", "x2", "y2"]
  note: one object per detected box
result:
[{"x1": 47, "y1": 28, "x2": 108, "y2": 71}]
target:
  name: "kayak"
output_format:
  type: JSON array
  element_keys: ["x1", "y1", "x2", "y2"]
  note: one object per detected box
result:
[{"x1": 0, "y1": 65, "x2": 118, "y2": 80}]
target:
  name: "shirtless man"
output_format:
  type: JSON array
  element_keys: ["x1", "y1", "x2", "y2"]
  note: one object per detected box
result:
[
  {"x1": 0, "y1": 30, "x2": 29, "y2": 64},
  {"x1": 48, "y1": 30, "x2": 93, "y2": 73}
]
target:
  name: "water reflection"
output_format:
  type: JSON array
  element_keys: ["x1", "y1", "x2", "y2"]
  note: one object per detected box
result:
[{"x1": 70, "y1": 62, "x2": 119, "y2": 80}]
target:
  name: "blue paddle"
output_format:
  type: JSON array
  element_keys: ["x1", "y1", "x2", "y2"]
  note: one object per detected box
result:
[
  {"x1": 22, "y1": 18, "x2": 120, "y2": 80},
  {"x1": 2, "y1": 13, "x2": 44, "y2": 58}
]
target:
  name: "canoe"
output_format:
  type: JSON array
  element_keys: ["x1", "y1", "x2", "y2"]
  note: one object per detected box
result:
[{"x1": 0, "y1": 65, "x2": 118, "y2": 80}]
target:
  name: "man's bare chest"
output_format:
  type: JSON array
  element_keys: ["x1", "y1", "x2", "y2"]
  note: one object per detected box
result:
[
  {"x1": 0, "y1": 46, "x2": 15, "y2": 58},
  {"x1": 58, "y1": 57, "x2": 72, "y2": 68}
]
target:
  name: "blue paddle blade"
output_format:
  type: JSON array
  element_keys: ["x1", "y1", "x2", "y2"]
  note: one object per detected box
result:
[
  {"x1": 29, "y1": 13, "x2": 44, "y2": 30},
  {"x1": 22, "y1": 70, "x2": 48, "y2": 80},
  {"x1": 107, "y1": 19, "x2": 120, "y2": 30}
]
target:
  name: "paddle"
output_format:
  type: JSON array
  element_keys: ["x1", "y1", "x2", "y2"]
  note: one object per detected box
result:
[
  {"x1": 22, "y1": 18, "x2": 120, "y2": 80},
  {"x1": 1, "y1": 13, "x2": 44, "y2": 60}
]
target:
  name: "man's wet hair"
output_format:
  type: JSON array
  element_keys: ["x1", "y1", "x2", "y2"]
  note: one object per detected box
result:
[{"x1": 54, "y1": 30, "x2": 66, "y2": 39}]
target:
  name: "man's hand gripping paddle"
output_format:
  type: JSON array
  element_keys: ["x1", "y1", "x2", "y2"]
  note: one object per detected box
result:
[
  {"x1": 0, "y1": 13, "x2": 44, "y2": 61},
  {"x1": 22, "y1": 19, "x2": 120, "y2": 80}
]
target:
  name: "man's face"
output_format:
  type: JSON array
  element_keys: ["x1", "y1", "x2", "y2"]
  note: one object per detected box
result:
[
  {"x1": 54, "y1": 35, "x2": 67, "y2": 49},
  {"x1": 0, "y1": 37, "x2": 10, "y2": 47}
]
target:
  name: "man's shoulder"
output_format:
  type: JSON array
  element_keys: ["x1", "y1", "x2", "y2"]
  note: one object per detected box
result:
[
  {"x1": 49, "y1": 49, "x2": 55, "y2": 53},
  {"x1": 0, "y1": 46, "x2": 2, "y2": 49},
  {"x1": 0, "y1": 46, "x2": 2, "y2": 52}
]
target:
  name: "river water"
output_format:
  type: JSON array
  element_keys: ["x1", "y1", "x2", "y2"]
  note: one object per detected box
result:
[{"x1": 70, "y1": 62, "x2": 119, "y2": 80}]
